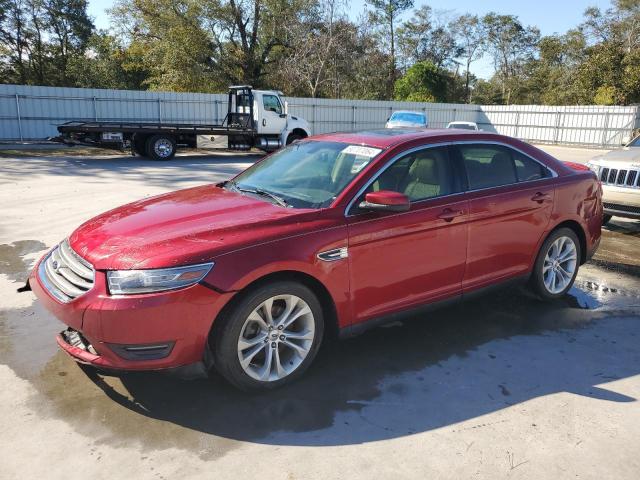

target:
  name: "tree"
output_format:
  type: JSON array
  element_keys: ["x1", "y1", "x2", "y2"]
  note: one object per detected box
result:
[
  {"x1": 397, "y1": 6, "x2": 460, "y2": 70},
  {"x1": 451, "y1": 14, "x2": 485, "y2": 103},
  {"x1": 366, "y1": 0, "x2": 414, "y2": 99},
  {"x1": 0, "y1": 0, "x2": 30, "y2": 83},
  {"x1": 394, "y1": 60, "x2": 447, "y2": 102},
  {"x1": 43, "y1": 0, "x2": 94, "y2": 84},
  {"x1": 482, "y1": 13, "x2": 539, "y2": 104},
  {"x1": 277, "y1": 0, "x2": 349, "y2": 97}
]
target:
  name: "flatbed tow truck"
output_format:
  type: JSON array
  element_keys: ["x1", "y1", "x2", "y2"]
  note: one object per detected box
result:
[{"x1": 52, "y1": 86, "x2": 311, "y2": 160}]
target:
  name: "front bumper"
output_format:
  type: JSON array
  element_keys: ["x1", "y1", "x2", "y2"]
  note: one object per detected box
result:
[
  {"x1": 30, "y1": 256, "x2": 234, "y2": 371},
  {"x1": 602, "y1": 185, "x2": 640, "y2": 219}
]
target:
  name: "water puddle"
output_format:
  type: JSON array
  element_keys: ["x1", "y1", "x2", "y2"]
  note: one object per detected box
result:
[{"x1": 0, "y1": 240, "x2": 47, "y2": 282}]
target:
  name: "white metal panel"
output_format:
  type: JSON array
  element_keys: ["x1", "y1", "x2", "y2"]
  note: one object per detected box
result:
[{"x1": 0, "y1": 84, "x2": 637, "y2": 147}]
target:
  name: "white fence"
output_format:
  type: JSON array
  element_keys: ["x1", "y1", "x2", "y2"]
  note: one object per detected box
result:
[{"x1": 0, "y1": 84, "x2": 638, "y2": 147}]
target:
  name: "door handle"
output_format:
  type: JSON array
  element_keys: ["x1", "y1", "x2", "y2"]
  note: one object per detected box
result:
[
  {"x1": 531, "y1": 192, "x2": 550, "y2": 204},
  {"x1": 438, "y1": 208, "x2": 463, "y2": 222}
]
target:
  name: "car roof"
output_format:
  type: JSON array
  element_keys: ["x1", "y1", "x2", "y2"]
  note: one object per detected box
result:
[{"x1": 311, "y1": 128, "x2": 500, "y2": 149}]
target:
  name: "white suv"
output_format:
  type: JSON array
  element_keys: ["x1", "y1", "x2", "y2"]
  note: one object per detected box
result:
[{"x1": 587, "y1": 135, "x2": 640, "y2": 223}]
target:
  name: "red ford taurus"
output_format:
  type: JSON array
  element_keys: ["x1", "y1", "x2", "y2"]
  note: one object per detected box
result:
[{"x1": 29, "y1": 129, "x2": 602, "y2": 390}]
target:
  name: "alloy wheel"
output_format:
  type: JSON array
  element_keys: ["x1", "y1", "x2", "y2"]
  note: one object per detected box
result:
[
  {"x1": 237, "y1": 294, "x2": 315, "y2": 382},
  {"x1": 543, "y1": 235, "x2": 578, "y2": 294}
]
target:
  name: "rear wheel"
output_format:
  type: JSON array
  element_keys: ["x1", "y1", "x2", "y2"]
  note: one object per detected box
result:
[
  {"x1": 132, "y1": 135, "x2": 147, "y2": 157},
  {"x1": 212, "y1": 281, "x2": 324, "y2": 391},
  {"x1": 530, "y1": 227, "x2": 581, "y2": 299},
  {"x1": 145, "y1": 134, "x2": 176, "y2": 160}
]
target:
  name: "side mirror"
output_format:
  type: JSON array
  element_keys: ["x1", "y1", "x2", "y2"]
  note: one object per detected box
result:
[{"x1": 359, "y1": 190, "x2": 410, "y2": 212}]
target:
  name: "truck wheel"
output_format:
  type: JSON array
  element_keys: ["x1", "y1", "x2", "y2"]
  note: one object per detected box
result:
[
  {"x1": 133, "y1": 135, "x2": 147, "y2": 157},
  {"x1": 145, "y1": 134, "x2": 176, "y2": 160},
  {"x1": 286, "y1": 133, "x2": 303, "y2": 145}
]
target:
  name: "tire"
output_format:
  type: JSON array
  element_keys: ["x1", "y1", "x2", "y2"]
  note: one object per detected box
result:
[
  {"x1": 132, "y1": 135, "x2": 147, "y2": 157},
  {"x1": 530, "y1": 227, "x2": 581, "y2": 299},
  {"x1": 286, "y1": 133, "x2": 303, "y2": 145},
  {"x1": 602, "y1": 214, "x2": 612, "y2": 225},
  {"x1": 212, "y1": 281, "x2": 324, "y2": 391},
  {"x1": 145, "y1": 134, "x2": 176, "y2": 160}
]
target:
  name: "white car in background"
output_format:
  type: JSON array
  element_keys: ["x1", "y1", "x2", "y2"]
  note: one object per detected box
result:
[
  {"x1": 447, "y1": 121, "x2": 479, "y2": 130},
  {"x1": 587, "y1": 134, "x2": 640, "y2": 224},
  {"x1": 385, "y1": 111, "x2": 428, "y2": 129}
]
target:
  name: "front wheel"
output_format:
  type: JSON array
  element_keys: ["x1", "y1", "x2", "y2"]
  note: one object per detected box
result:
[
  {"x1": 286, "y1": 133, "x2": 303, "y2": 145},
  {"x1": 212, "y1": 281, "x2": 324, "y2": 391},
  {"x1": 530, "y1": 228, "x2": 581, "y2": 299}
]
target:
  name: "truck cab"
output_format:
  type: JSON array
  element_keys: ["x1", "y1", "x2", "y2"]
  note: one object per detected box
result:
[{"x1": 228, "y1": 86, "x2": 311, "y2": 151}]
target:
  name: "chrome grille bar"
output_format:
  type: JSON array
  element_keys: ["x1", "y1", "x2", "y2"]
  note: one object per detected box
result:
[
  {"x1": 38, "y1": 239, "x2": 95, "y2": 303},
  {"x1": 598, "y1": 166, "x2": 640, "y2": 189}
]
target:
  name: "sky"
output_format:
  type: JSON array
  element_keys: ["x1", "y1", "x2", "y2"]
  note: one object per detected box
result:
[{"x1": 87, "y1": 0, "x2": 613, "y2": 79}]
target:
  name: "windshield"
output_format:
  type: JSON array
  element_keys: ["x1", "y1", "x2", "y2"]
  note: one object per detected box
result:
[
  {"x1": 390, "y1": 112, "x2": 425, "y2": 124},
  {"x1": 628, "y1": 136, "x2": 640, "y2": 147},
  {"x1": 229, "y1": 140, "x2": 383, "y2": 209},
  {"x1": 449, "y1": 123, "x2": 476, "y2": 130}
]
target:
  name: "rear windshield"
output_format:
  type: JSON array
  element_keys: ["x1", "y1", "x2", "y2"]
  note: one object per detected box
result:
[
  {"x1": 230, "y1": 140, "x2": 383, "y2": 209},
  {"x1": 449, "y1": 123, "x2": 476, "y2": 130}
]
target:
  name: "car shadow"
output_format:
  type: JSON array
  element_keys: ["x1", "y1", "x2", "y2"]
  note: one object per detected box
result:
[{"x1": 77, "y1": 285, "x2": 639, "y2": 447}]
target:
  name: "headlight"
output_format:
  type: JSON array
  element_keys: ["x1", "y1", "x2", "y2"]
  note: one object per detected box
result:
[
  {"x1": 107, "y1": 262, "x2": 214, "y2": 295},
  {"x1": 586, "y1": 162, "x2": 600, "y2": 174}
]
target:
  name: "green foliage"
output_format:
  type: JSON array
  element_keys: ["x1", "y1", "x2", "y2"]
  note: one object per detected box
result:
[
  {"x1": 0, "y1": 0, "x2": 638, "y2": 106},
  {"x1": 394, "y1": 61, "x2": 447, "y2": 102}
]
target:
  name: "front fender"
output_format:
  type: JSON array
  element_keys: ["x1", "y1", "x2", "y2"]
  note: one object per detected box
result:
[{"x1": 203, "y1": 225, "x2": 352, "y2": 328}]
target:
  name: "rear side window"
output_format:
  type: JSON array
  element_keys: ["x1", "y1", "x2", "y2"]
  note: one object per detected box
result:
[
  {"x1": 514, "y1": 152, "x2": 549, "y2": 182},
  {"x1": 455, "y1": 144, "x2": 549, "y2": 190}
]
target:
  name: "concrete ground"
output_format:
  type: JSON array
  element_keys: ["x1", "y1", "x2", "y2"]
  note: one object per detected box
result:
[{"x1": 0, "y1": 144, "x2": 639, "y2": 480}]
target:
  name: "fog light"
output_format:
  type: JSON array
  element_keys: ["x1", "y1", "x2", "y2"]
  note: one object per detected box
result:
[{"x1": 108, "y1": 342, "x2": 175, "y2": 361}]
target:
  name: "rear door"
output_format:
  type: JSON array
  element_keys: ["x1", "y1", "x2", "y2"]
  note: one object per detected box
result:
[
  {"x1": 346, "y1": 145, "x2": 468, "y2": 323},
  {"x1": 451, "y1": 143, "x2": 555, "y2": 291}
]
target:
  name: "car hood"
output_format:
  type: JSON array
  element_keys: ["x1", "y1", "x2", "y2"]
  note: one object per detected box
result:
[
  {"x1": 593, "y1": 148, "x2": 640, "y2": 166},
  {"x1": 68, "y1": 184, "x2": 319, "y2": 270}
]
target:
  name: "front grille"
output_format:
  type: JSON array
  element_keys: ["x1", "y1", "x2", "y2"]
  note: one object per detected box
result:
[
  {"x1": 39, "y1": 239, "x2": 95, "y2": 303},
  {"x1": 599, "y1": 167, "x2": 640, "y2": 188},
  {"x1": 603, "y1": 202, "x2": 640, "y2": 215}
]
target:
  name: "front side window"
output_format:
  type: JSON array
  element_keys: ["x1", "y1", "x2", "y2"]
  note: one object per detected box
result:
[
  {"x1": 230, "y1": 141, "x2": 382, "y2": 209},
  {"x1": 351, "y1": 146, "x2": 459, "y2": 214},
  {"x1": 455, "y1": 144, "x2": 549, "y2": 190},
  {"x1": 263, "y1": 95, "x2": 282, "y2": 114}
]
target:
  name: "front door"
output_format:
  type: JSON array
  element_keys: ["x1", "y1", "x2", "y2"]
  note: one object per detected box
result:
[
  {"x1": 451, "y1": 143, "x2": 555, "y2": 291},
  {"x1": 260, "y1": 94, "x2": 287, "y2": 135},
  {"x1": 346, "y1": 145, "x2": 469, "y2": 324}
]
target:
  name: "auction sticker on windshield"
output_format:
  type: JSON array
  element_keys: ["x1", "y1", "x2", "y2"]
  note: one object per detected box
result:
[{"x1": 343, "y1": 145, "x2": 382, "y2": 173}]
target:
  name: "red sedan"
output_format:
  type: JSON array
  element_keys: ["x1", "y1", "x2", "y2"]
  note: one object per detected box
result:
[{"x1": 30, "y1": 129, "x2": 602, "y2": 390}]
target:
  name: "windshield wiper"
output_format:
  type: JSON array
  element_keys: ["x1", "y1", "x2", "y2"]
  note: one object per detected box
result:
[{"x1": 226, "y1": 181, "x2": 289, "y2": 208}]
